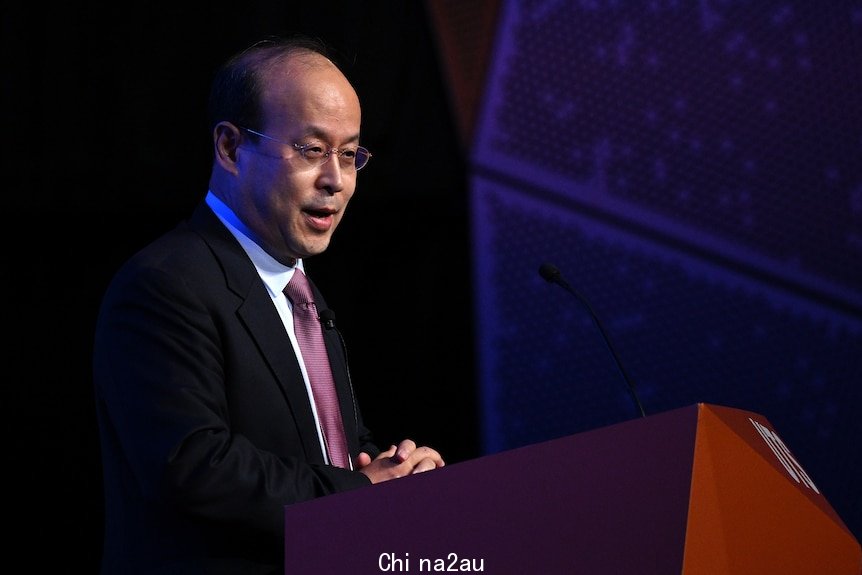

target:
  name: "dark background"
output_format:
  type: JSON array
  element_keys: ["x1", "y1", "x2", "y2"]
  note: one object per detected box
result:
[
  {"x1": 6, "y1": 2, "x2": 475, "y2": 571},
  {"x1": 5, "y1": 1, "x2": 860, "y2": 572}
]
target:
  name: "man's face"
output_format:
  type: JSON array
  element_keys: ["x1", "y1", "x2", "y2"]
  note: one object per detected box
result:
[{"x1": 235, "y1": 54, "x2": 363, "y2": 263}]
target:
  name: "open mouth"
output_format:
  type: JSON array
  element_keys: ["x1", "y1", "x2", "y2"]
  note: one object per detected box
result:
[
  {"x1": 304, "y1": 207, "x2": 336, "y2": 231},
  {"x1": 306, "y1": 207, "x2": 335, "y2": 218}
]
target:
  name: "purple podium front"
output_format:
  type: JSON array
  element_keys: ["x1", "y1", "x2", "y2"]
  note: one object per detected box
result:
[{"x1": 283, "y1": 403, "x2": 861, "y2": 574}]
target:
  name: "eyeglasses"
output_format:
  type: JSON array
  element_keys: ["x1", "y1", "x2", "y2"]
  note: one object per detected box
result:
[{"x1": 239, "y1": 127, "x2": 372, "y2": 171}]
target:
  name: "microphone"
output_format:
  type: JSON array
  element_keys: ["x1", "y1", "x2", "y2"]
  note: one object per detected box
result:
[
  {"x1": 319, "y1": 308, "x2": 337, "y2": 330},
  {"x1": 538, "y1": 262, "x2": 647, "y2": 418}
]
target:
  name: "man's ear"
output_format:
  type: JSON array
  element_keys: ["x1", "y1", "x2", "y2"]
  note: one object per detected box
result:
[{"x1": 213, "y1": 121, "x2": 242, "y2": 173}]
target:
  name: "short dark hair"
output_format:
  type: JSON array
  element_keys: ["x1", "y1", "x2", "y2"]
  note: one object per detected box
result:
[{"x1": 206, "y1": 35, "x2": 337, "y2": 133}]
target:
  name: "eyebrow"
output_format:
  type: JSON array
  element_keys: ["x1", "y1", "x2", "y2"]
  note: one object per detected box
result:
[{"x1": 302, "y1": 125, "x2": 361, "y2": 145}]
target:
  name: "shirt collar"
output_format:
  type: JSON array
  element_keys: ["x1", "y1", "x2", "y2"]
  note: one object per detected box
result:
[{"x1": 205, "y1": 191, "x2": 303, "y2": 297}]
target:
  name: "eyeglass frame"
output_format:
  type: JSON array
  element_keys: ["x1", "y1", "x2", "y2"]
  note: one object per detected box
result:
[{"x1": 238, "y1": 126, "x2": 372, "y2": 171}]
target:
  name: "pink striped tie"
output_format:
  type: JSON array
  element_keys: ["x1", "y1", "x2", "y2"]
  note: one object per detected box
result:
[{"x1": 284, "y1": 270, "x2": 350, "y2": 468}]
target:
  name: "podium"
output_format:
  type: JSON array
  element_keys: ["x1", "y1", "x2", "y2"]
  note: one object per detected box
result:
[{"x1": 283, "y1": 403, "x2": 861, "y2": 574}]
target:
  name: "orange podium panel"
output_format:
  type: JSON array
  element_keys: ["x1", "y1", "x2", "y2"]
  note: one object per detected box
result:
[{"x1": 684, "y1": 403, "x2": 861, "y2": 574}]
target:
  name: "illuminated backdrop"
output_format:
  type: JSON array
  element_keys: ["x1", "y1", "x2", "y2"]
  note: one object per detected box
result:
[{"x1": 469, "y1": 0, "x2": 861, "y2": 538}]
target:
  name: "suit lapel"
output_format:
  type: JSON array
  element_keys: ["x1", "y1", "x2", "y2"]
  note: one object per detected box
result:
[{"x1": 188, "y1": 203, "x2": 325, "y2": 463}]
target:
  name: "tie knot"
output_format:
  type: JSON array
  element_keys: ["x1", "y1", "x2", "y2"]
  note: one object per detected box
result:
[{"x1": 284, "y1": 270, "x2": 315, "y2": 306}]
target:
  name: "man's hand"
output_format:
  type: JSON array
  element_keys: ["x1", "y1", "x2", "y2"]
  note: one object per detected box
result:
[{"x1": 355, "y1": 439, "x2": 445, "y2": 483}]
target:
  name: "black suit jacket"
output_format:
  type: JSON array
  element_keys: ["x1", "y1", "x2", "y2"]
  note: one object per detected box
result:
[{"x1": 93, "y1": 201, "x2": 379, "y2": 574}]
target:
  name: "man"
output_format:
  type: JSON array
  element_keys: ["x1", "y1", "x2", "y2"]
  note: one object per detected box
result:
[{"x1": 93, "y1": 36, "x2": 444, "y2": 574}]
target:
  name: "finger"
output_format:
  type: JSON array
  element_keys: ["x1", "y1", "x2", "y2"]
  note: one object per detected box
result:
[
  {"x1": 411, "y1": 457, "x2": 443, "y2": 474},
  {"x1": 392, "y1": 439, "x2": 417, "y2": 463},
  {"x1": 355, "y1": 452, "x2": 372, "y2": 469},
  {"x1": 375, "y1": 445, "x2": 398, "y2": 461},
  {"x1": 405, "y1": 446, "x2": 444, "y2": 467}
]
